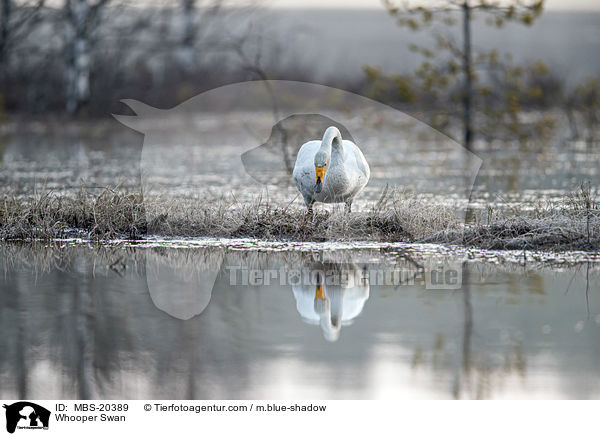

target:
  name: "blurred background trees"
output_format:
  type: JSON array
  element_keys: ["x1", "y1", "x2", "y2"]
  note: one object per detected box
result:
[
  {"x1": 64, "y1": 0, "x2": 111, "y2": 114},
  {"x1": 0, "y1": 0, "x2": 45, "y2": 64},
  {"x1": 364, "y1": 0, "x2": 554, "y2": 149},
  {"x1": 0, "y1": 0, "x2": 597, "y2": 148},
  {"x1": 363, "y1": 0, "x2": 599, "y2": 148},
  {"x1": 0, "y1": 0, "x2": 256, "y2": 115}
]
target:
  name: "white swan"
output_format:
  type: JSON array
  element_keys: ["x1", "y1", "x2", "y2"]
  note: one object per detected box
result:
[
  {"x1": 292, "y1": 262, "x2": 370, "y2": 342},
  {"x1": 293, "y1": 126, "x2": 370, "y2": 212}
]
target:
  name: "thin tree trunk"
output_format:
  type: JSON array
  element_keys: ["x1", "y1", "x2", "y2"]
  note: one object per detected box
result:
[
  {"x1": 16, "y1": 273, "x2": 29, "y2": 399},
  {"x1": 75, "y1": 257, "x2": 93, "y2": 399},
  {"x1": 453, "y1": 265, "x2": 472, "y2": 399},
  {"x1": 66, "y1": 0, "x2": 92, "y2": 114},
  {"x1": 180, "y1": 0, "x2": 196, "y2": 72},
  {"x1": 462, "y1": 1, "x2": 473, "y2": 151},
  {"x1": 565, "y1": 105, "x2": 579, "y2": 140},
  {"x1": 0, "y1": 0, "x2": 10, "y2": 65}
]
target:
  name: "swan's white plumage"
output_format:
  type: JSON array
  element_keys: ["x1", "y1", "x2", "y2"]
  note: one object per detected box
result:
[
  {"x1": 292, "y1": 126, "x2": 370, "y2": 209},
  {"x1": 292, "y1": 263, "x2": 370, "y2": 342}
]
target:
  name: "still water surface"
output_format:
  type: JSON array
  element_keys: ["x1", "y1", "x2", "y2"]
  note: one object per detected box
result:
[
  {"x1": 2, "y1": 114, "x2": 599, "y2": 213},
  {"x1": 1, "y1": 244, "x2": 598, "y2": 400},
  {"x1": 1, "y1": 114, "x2": 599, "y2": 399}
]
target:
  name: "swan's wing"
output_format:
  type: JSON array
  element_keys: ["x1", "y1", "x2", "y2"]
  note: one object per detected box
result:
[
  {"x1": 292, "y1": 284, "x2": 321, "y2": 324},
  {"x1": 293, "y1": 140, "x2": 321, "y2": 193},
  {"x1": 340, "y1": 289, "x2": 369, "y2": 324},
  {"x1": 343, "y1": 140, "x2": 370, "y2": 179},
  {"x1": 341, "y1": 140, "x2": 370, "y2": 193}
]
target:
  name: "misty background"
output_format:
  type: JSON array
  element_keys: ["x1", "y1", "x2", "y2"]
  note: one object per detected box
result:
[{"x1": 0, "y1": 1, "x2": 598, "y2": 135}]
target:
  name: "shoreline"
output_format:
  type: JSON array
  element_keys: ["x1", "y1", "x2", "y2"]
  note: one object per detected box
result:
[{"x1": 1, "y1": 185, "x2": 598, "y2": 253}]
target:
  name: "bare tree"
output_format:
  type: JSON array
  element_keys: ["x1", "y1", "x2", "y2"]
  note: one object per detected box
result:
[
  {"x1": 377, "y1": 0, "x2": 545, "y2": 150},
  {"x1": 0, "y1": 0, "x2": 10, "y2": 64},
  {"x1": 1, "y1": 0, "x2": 259, "y2": 114},
  {"x1": 178, "y1": 0, "x2": 225, "y2": 72},
  {"x1": 180, "y1": 0, "x2": 196, "y2": 71},
  {"x1": 569, "y1": 78, "x2": 600, "y2": 145},
  {"x1": 64, "y1": 0, "x2": 110, "y2": 114},
  {"x1": 0, "y1": 0, "x2": 45, "y2": 65}
]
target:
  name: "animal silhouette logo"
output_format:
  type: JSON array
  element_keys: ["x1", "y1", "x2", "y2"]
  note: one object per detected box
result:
[
  {"x1": 113, "y1": 80, "x2": 481, "y2": 320},
  {"x1": 2, "y1": 402, "x2": 50, "y2": 434},
  {"x1": 113, "y1": 80, "x2": 482, "y2": 232}
]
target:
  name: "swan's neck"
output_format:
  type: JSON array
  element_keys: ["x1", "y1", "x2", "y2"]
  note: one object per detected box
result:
[
  {"x1": 319, "y1": 310, "x2": 341, "y2": 342},
  {"x1": 319, "y1": 127, "x2": 344, "y2": 165}
]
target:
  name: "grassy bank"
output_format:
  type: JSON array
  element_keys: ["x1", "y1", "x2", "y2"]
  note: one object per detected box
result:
[
  {"x1": 426, "y1": 184, "x2": 600, "y2": 251},
  {"x1": 0, "y1": 185, "x2": 598, "y2": 251}
]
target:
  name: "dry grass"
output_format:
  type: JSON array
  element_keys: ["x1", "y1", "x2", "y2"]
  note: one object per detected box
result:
[
  {"x1": 142, "y1": 185, "x2": 460, "y2": 242},
  {"x1": 0, "y1": 186, "x2": 147, "y2": 240},
  {"x1": 429, "y1": 217, "x2": 600, "y2": 251},
  {"x1": 427, "y1": 183, "x2": 600, "y2": 251},
  {"x1": 0, "y1": 185, "x2": 459, "y2": 243},
  {"x1": 0, "y1": 184, "x2": 598, "y2": 251}
]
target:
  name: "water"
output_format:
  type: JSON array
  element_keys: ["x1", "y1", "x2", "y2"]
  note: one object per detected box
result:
[
  {"x1": 0, "y1": 244, "x2": 598, "y2": 399},
  {"x1": 2, "y1": 112, "x2": 599, "y2": 214},
  {"x1": 1, "y1": 113, "x2": 599, "y2": 400}
]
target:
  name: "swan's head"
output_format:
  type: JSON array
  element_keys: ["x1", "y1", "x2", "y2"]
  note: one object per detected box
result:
[
  {"x1": 314, "y1": 151, "x2": 329, "y2": 193},
  {"x1": 313, "y1": 278, "x2": 341, "y2": 341}
]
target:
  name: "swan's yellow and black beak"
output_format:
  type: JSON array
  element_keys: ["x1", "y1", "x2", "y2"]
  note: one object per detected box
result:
[
  {"x1": 315, "y1": 165, "x2": 325, "y2": 193},
  {"x1": 315, "y1": 282, "x2": 325, "y2": 300}
]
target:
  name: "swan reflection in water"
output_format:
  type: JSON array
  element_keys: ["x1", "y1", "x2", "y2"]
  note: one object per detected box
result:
[{"x1": 292, "y1": 261, "x2": 370, "y2": 342}]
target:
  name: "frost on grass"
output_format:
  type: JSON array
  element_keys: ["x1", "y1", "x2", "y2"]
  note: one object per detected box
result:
[
  {"x1": 0, "y1": 184, "x2": 598, "y2": 251},
  {"x1": 0, "y1": 186, "x2": 458, "y2": 243},
  {"x1": 0, "y1": 187, "x2": 147, "y2": 240},
  {"x1": 426, "y1": 183, "x2": 600, "y2": 251}
]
